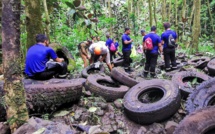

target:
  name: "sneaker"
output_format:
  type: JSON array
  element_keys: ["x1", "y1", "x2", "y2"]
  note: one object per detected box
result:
[{"x1": 58, "y1": 74, "x2": 67, "y2": 78}]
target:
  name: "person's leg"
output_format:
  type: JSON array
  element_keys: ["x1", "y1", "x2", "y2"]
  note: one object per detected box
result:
[
  {"x1": 123, "y1": 50, "x2": 131, "y2": 71},
  {"x1": 80, "y1": 53, "x2": 88, "y2": 68},
  {"x1": 143, "y1": 52, "x2": 151, "y2": 77},
  {"x1": 163, "y1": 48, "x2": 171, "y2": 71},
  {"x1": 149, "y1": 54, "x2": 158, "y2": 77},
  {"x1": 105, "y1": 52, "x2": 112, "y2": 71},
  {"x1": 110, "y1": 51, "x2": 114, "y2": 61},
  {"x1": 170, "y1": 49, "x2": 177, "y2": 69}
]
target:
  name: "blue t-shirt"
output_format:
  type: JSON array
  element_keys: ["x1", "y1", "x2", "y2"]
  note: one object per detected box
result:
[
  {"x1": 114, "y1": 42, "x2": 119, "y2": 51},
  {"x1": 106, "y1": 38, "x2": 113, "y2": 48},
  {"x1": 161, "y1": 30, "x2": 177, "y2": 49},
  {"x1": 25, "y1": 44, "x2": 57, "y2": 76},
  {"x1": 122, "y1": 34, "x2": 132, "y2": 51},
  {"x1": 143, "y1": 33, "x2": 161, "y2": 54}
]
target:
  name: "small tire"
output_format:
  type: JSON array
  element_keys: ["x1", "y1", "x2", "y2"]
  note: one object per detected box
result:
[
  {"x1": 186, "y1": 78, "x2": 215, "y2": 114},
  {"x1": 24, "y1": 78, "x2": 86, "y2": 112},
  {"x1": 123, "y1": 79, "x2": 181, "y2": 124},
  {"x1": 207, "y1": 58, "x2": 215, "y2": 76},
  {"x1": 111, "y1": 67, "x2": 138, "y2": 87},
  {"x1": 81, "y1": 64, "x2": 105, "y2": 78},
  {"x1": 188, "y1": 57, "x2": 210, "y2": 69},
  {"x1": 49, "y1": 43, "x2": 75, "y2": 72},
  {"x1": 85, "y1": 74, "x2": 129, "y2": 102},
  {"x1": 171, "y1": 71, "x2": 210, "y2": 96},
  {"x1": 174, "y1": 107, "x2": 215, "y2": 134},
  {"x1": 112, "y1": 57, "x2": 124, "y2": 67}
]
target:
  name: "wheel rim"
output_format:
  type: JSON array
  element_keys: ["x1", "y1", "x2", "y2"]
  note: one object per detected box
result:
[{"x1": 138, "y1": 87, "x2": 164, "y2": 104}]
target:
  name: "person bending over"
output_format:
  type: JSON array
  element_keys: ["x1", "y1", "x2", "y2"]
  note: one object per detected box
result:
[
  {"x1": 25, "y1": 34, "x2": 67, "y2": 80},
  {"x1": 89, "y1": 41, "x2": 112, "y2": 71}
]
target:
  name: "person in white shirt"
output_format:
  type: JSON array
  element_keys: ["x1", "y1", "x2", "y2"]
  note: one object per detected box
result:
[{"x1": 89, "y1": 41, "x2": 112, "y2": 71}]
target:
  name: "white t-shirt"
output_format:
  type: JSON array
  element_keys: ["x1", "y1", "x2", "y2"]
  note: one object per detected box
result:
[{"x1": 89, "y1": 41, "x2": 109, "y2": 54}]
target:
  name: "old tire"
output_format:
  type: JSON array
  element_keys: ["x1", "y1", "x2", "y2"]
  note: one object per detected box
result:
[
  {"x1": 81, "y1": 64, "x2": 105, "y2": 78},
  {"x1": 85, "y1": 74, "x2": 129, "y2": 102},
  {"x1": 186, "y1": 78, "x2": 215, "y2": 114},
  {"x1": 24, "y1": 78, "x2": 86, "y2": 112},
  {"x1": 174, "y1": 107, "x2": 215, "y2": 134},
  {"x1": 111, "y1": 67, "x2": 138, "y2": 87},
  {"x1": 188, "y1": 57, "x2": 210, "y2": 69},
  {"x1": 207, "y1": 58, "x2": 215, "y2": 76},
  {"x1": 123, "y1": 79, "x2": 181, "y2": 124},
  {"x1": 112, "y1": 57, "x2": 124, "y2": 67},
  {"x1": 49, "y1": 43, "x2": 75, "y2": 72},
  {"x1": 171, "y1": 71, "x2": 210, "y2": 96}
]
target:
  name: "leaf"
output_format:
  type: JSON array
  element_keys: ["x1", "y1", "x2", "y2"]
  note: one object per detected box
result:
[
  {"x1": 73, "y1": 0, "x2": 81, "y2": 7},
  {"x1": 87, "y1": 14, "x2": 93, "y2": 19},
  {"x1": 192, "y1": 78, "x2": 198, "y2": 85},
  {"x1": 53, "y1": 110, "x2": 70, "y2": 117},
  {"x1": 32, "y1": 128, "x2": 46, "y2": 134},
  {"x1": 88, "y1": 107, "x2": 97, "y2": 112},
  {"x1": 75, "y1": 6, "x2": 86, "y2": 11},
  {"x1": 89, "y1": 125, "x2": 102, "y2": 134},
  {"x1": 65, "y1": 2, "x2": 75, "y2": 9},
  {"x1": 68, "y1": 9, "x2": 76, "y2": 16}
]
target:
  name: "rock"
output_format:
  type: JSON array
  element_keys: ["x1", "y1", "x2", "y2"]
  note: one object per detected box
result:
[
  {"x1": 83, "y1": 90, "x2": 92, "y2": 97},
  {"x1": 96, "y1": 110, "x2": 105, "y2": 116},
  {"x1": 178, "y1": 109, "x2": 186, "y2": 115},
  {"x1": 74, "y1": 109, "x2": 83, "y2": 120},
  {"x1": 98, "y1": 102, "x2": 108, "y2": 110},
  {"x1": 109, "y1": 112, "x2": 115, "y2": 119},
  {"x1": 149, "y1": 123, "x2": 165, "y2": 134},
  {"x1": 0, "y1": 122, "x2": 10, "y2": 134},
  {"x1": 165, "y1": 121, "x2": 178, "y2": 134},
  {"x1": 137, "y1": 126, "x2": 147, "y2": 134},
  {"x1": 108, "y1": 104, "x2": 115, "y2": 112},
  {"x1": 114, "y1": 99, "x2": 123, "y2": 109},
  {"x1": 14, "y1": 117, "x2": 74, "y2": 134}
]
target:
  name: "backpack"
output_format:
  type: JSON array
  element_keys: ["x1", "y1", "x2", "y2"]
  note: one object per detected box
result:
[
  {"x1": 109, "y1": 42, "x2": 117, "y2": 52},
  {"x1": 144, "y1": 37, "x2": 153, "y2": 50},
  {"x1": 168, "y1": 34, "x2": 176, "y2": 48}
]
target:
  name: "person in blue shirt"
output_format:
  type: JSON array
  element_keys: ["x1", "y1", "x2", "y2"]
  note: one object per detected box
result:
[
  {"x1": 143, "y1": 26, "x2": 162, "y2": 78},
  {"x1": 25, "y1": 34, "x2": 67, "y2": 80},
  {"x1": 161, "y1": 22, "x2": 178, "y2": 71},
  {"x1": 122, "y1": 28, "x2": 133, "y2": 73}
]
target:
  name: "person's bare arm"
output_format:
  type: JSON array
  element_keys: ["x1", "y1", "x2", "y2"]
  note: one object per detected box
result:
[
  {"x1": 55, "y1": 57, "x2": 64, "y2": 63},
  {"x1": 124, "y1": 39, "x2": 133, "y2": 45},
  {"x1": 161, "y1": 40, "x2": 165, "y2": 45},
  {"x1": 100, "y1": 54, "x2": 107, "y2": 62},
  {"x1": 158, "y1": 43, "x2": 162, "y2": 54},
  {"x1": 142, "y1": 41, "x2": 145, "y2": 52}
]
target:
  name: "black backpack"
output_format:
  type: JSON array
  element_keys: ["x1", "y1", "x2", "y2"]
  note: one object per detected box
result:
[{"x1": 167, "y1": 34, "x2": 176, "y2": 48}]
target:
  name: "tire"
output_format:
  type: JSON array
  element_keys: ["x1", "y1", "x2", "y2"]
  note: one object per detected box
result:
[
  {"x1": 123, "y1": 79, "x2": 181, "y2": 124},
  {"x1": 0, "y1": 81, "x2": 6, "y2": 121},
  {"x1": 188, "y1": 57, "x2": 210, "y2": 69},
  {"x1": 186, "y1": 78, "x2": 215, "y2": 114},
  {"x1": 85, "y1": 74, "x2": 129, "y2": 102},
  {"x1": 49, "y1": 43, "x2": 75, "y2": 72},
  {"x1": 81, "y1": 64, "x2": 105, "y2": 78},
  {"x1": 174, "y1": 107, "x2": 215, "y2": 134},
  {"x1": 112, "y1": 57, "x2": 124, "y2": 67},
  {"x1": 111, "y1": 67, "x2": 138, "y2": 87},
  {"x1": 207, "y1": 58, "x2": 215, "y2": 76},
  {"x1": 24, "y1": 78, "x2": 86, "y2": 112},
  {"x1": 171, "y1": 71, "x2": 210, "y2": 96}
]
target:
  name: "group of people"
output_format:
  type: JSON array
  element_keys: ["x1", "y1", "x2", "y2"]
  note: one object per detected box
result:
[{"x1": 24, "y1": 22, "x2": 177, "y2": 80}]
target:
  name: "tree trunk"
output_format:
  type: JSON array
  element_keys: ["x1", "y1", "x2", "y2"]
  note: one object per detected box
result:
[
  {"x1": 43, "y1": 0, "x2": 50, "y2": 39},
  {"x1": 191, "y1": 0, "x2": 201, "y2": 53},
  {"x1": 206, "y1": 0, "x2": 215, "y2": 49},
  {"x1": 168, "y1": 0, "x2": 172, "y2": 22},
  {"x1": 188, "y1": 4, "x2": 195, "y2": 27},
  {"x1": 24, "y1": 0, "x2": 43, "y2": 49},
  {"x1": 175, "y1": 0, "x2": 178, "y2": 32},
  {"x1": 2, "y1": 0, "x2": 29, "y2": 132},
  {"x1": 153, "y1": 0, "x2": 157, "y2": 26},
  {"x1": 148, "y1": 0, "x2": 153, "y2": 27},
  {"x1": 108, "y1": 0, "x2": 112, "y2": 34},
  {"x1": 182, "y1": 0, "x2": 186, "y2": 18},
  {"x1": 162, "y1": 0, "x2": 167, "y2": 22}
]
